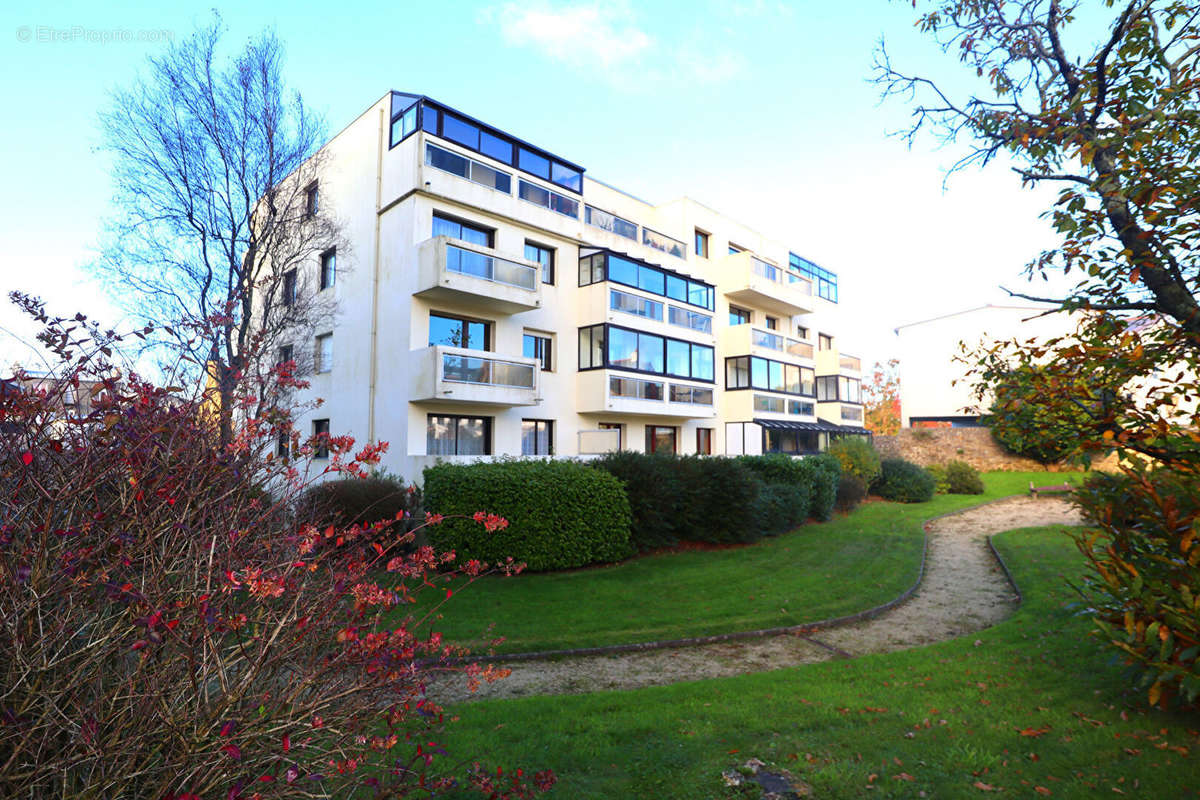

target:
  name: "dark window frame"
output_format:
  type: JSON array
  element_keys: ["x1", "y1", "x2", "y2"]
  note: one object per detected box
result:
[
  {"x1": 390, "y1": 96, "x2": 584, "y2": 194},
  {"x1": 432, "y1": 211, "x2": 495, "y2": 247},
  {"x1": 645, "y1": 425, "x2": 678, "y2": 455},
  {"x1": 521, "y1": 418, "x2": 554, "y2": 455},
  {"x1": 429, "y1": 311, "x2": 492, "y2": 352},
  {"x1": 523, "y1": 332, "x2": 553, "y2": 372},
  {"x1": 578, "y1": 323, "x2": 715, "y2": 383},
  {"x1": 312, "y1": 418, "x2": 330, "y2": 459},
  {"x1": 426, "y1": 413, "x2": 493, "y2": 456},
  {"x1": 319, "y1": 248, "x2": 336, "y2": 291},
  {"x1": 694, "y1": 229, "x2": 710, "y2": 259},
  {"x1": 696, "y1": 427, "x2": 713, "y2": 455},
  {"x1": 729, "y1": 305, "x2": 751, "y2": 325},
  {"x1": 277, "y1": 344, "x2": 294, "y2": 366},
  {"x1": 282, "y1": 269, "x2": 297, "y2": 307},
  {"x1": 305, "y1": 183, "x2": 319, "y2": 217},
  {"x1": 725, "y1": 355, "x2": 816, "y2": 397},
  {"x1": 577, "y1": 250, "x2": 715, "y2": 311},
  {"x1": 818, "y1": 333, "x2": 834, "y2": 351},
  {"x1": 524, "y1": 240, "x2": 555, "y2": 285}
]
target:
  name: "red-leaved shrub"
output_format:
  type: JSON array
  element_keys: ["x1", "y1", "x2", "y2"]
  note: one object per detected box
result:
[{"x1": 0, "y1": 301, "x2": 554, "y2": 798}]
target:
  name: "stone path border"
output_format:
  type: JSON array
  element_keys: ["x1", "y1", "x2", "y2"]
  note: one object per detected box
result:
[{"x1": 432, "y1": 495, "x2": 1083, "y2": 703}]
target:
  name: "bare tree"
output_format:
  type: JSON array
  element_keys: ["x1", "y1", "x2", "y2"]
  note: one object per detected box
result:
[{"x1": 94, "y1": 17, "x2": 344, "y2": 443}]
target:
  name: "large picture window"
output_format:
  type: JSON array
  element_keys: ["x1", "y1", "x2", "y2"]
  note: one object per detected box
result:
[
  {"x1": 579, "y1": 324, "x2": 714, "y2": 382},
  {"x1": 521, "y1": 419, "x2": 554, "y2": 455},
  {"x1": 816, "y1": 375, "x2": 861, "y2": 403},
  {"x1": 726, "y1": 355, "x2": 815, "y2": 397},
  {"x1": 645, "y1": 425, "x2": 677, "y2": 454},
  {"x1": 427, "y1": 414, "x2": 491, "y2": 455},
  {"x1": 433, "y1": 212, "x2": 492, "y2": 247},
  {"x1": 577, "y1": 250, "x2": 714, "y2": 311},
  {"x1": 430, "y1": 312, "x2": 490, "y2": 350}
]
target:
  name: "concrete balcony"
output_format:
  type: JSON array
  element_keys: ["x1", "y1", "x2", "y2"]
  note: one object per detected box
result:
[
  {"x1": 410, "y1": 345, "x2": 539, "y2": 406},
  {"x1": 719, "y1": 253, "x2": 815, "y2": 316},
  {"x1": 816, "y1": 349, "x2": 862, "y2": 376},
  {"x1": 414, "y1": 236, "x2": 542, "y2": 314},
  {"x1": 721, "y1": 325, "x2": 814, "y2": 361},
  {"x1": 576, "y1": 370, "x2": 717, "y2": 418}
]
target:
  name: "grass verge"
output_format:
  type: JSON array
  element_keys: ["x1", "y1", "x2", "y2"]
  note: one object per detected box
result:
[
  {"x1": 399, "y1": 471, "x2": 1065, "y2": 655},
  {"x1": 434, "y1": 524, "x2": 1199, "y2": 798}
]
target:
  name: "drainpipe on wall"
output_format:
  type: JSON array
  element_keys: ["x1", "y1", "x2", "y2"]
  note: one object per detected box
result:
[{"x1": 367, "y1": 104, "x2": 384, "y2": 443}]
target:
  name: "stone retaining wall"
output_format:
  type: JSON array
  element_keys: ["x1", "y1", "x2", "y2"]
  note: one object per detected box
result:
[{"x1": 873, "y1": 427, "x2": 1118, "y2": 472}]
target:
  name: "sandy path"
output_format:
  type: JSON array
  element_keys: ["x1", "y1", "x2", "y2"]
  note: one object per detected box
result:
[{"x1": 432, "y1": 496, "x2": 1082, "y2": 704}]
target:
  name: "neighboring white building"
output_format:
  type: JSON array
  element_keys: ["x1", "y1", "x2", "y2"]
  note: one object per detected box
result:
[
  {"x1": 279, "y1": 91, "x2": 866, "y2": 482},
  {"x1": 894, "y1": 304, "x2": 1082, "y2": 427}
]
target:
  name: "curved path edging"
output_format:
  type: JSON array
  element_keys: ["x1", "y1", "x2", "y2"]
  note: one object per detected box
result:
[{"x1": 457, "y1": 494, "x2": 1029, "y2": 667}]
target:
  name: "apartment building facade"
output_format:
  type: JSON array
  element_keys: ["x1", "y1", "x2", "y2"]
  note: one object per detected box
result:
[{"x1": 284, "y1": 91, "x2": 866, "y2": 481}]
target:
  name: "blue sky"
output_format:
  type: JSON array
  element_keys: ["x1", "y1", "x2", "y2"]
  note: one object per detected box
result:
[{"x1": 0, "y1": 0, "x2": 1071, "y2": 372}]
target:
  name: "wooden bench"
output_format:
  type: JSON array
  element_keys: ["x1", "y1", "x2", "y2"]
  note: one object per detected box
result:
[{"x1": 1029, "y1": 481, "x2": 1074, "y2": 498}]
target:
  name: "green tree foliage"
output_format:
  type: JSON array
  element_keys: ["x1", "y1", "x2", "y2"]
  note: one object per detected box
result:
[
  {"x1": 872, "y1": 458, "x2": 937, "y2": 503},
  {"x1": 984, "y1": 360, "x2": 1110, "y2": 464},
  {"x1": 827, "y1": 436, "x2": 882, "y2": 484},
  {"x1": 880, "y1": 0, "x2": 1200, "y2": 705}
]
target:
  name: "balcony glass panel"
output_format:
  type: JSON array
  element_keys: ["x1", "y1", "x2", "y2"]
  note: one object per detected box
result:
[
  {"x1": 668, "y1": 305, "x2": 712, "y2": 334},
  {"x1": 518, "y1": 148, "x2": 550, "y2": 179},
  {"x1": 752, "y1": 257, "x2": 781, "y2": 282},
  {"x1": 752, "y1": 329, "x2": 784, "y2": 351},
  {"x1": 642, "y1": 227, "x2": 686, "y2": 259},
  {"x1": 840, "y1": 355, "x2": 862, "y2": 372},
  {"x1": 610, "y1": 289, "x2": 663, "y2": 321},
  {"x1": 610, "y1": 376, "x2": 663, "y2": 400},
  {"x1": 518, "y1": 179, "x2": 579, "y2": 218},
  {"x1": 787, "y1": 338, "x2": 815, "y2": 359},
  {"x1": 585, "y1": 206, "x2": 638, "y2": 240},
  {"x1": 442, "y1": 354, "x2": 535, "y2": 389},
  {"x1": 445, "y1": 244, "x2": 537, "y2": 290},
  {"x1": 426, "y1": 144, "x2": 511, "y2": 193},
  {"x1": 842, "y1": 405, "x2": 864, "y2": 421},
  {"x1": 754, "y1": 394, "x2": 785, "y2": 413},
  {"x1": 669, "y1": 385, "x2": 714, "y2": 405}
]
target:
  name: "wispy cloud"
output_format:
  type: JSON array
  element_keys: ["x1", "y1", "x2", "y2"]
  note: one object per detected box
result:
[{"x1": 480, "y1": 0, "x2": 745, "y2": 86}]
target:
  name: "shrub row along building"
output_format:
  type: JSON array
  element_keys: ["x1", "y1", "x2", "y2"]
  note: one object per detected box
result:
[{"x1": 281, "y1": 92, "x2": 868, "y2": 481}]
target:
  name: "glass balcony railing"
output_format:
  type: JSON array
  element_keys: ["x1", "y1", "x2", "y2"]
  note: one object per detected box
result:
[
  {"x1": 751, "y1": 328, "x2": 784, "y2": 351},
  {"x1": 442, "y1": 353, "x2": 535, "y2": 389},
  {"x1": 446, "y1": 243, "x2": 537, "y2": 291},
  {"x1": 787, "y1": 339, "x2": 815, "y2": 359},
  {"x1": 840, "y1": 355, "x2": 862, "y2": 372},
  {"x1": 749, "y1": 257, "x2": 815, "y2": 296}
]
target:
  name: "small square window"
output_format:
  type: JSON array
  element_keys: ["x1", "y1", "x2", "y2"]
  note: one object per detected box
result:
[
  {"x1": 277, "y1": 344, "x2": 294, "y2": 366},
  {"x1": 319, "y1": 249, "x2": 336, "y2": 290},
  {"x1": 765, "y1": 316, "x2": 778, "y2": 331},
  {"x1": 312, "y1": 418, "x2": 330, "y2": 459},
  {"x1": 819, "y1": 333, "x2": 834, "y2": 351},
  {"x1": 797, "y1": 325, "x2": 809, "y2": 339}
]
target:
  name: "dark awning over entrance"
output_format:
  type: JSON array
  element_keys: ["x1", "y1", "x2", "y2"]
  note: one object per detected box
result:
[{"x1": 753, "y1": 418, "x2": 870, "y2": 436}]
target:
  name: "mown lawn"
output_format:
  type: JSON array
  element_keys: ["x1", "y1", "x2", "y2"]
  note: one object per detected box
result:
[
  {"x1": 434, "y1": 524, "x2": 1199, "y2": 798},
  {"x1": 397, "y1": 471, "x2": 1067, "y2": 655}
]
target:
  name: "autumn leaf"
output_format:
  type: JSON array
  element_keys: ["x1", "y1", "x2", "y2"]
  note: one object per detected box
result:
[
  {"x1": 1035, "y1": 787, "x2": 1052, "y2": 796},
  {"x1": 973, "y1": 781, "x2": 997, "y2": 791},
  {"x1": 1018, "y1": 725, "x2": 1051, "y2": 737}
]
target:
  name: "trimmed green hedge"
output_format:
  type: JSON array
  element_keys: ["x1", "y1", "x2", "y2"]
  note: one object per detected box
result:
[
  {"x1": 423, "y1": 460, "x2": 632, "y2": 571},
  {"x1": 756, "y1": 482, "x2": 809, "y2": 535},
  {"x1": 675, "y1": 456, "x2": 764, "y2": 544},
  {"x1": 873, "y1": 458, "x2": 936, "y2": 503},
  {"x1": 796, "y1": 453, "x2": 841, "y2": 520},
  {"x1": 590, "y1": 452, "x2": 685, "y2": 550}
]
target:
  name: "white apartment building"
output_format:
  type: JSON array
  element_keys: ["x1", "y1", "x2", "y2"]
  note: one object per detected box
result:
[{"x1": 284, "y1": 91, "x2": 866, "y2": 482}]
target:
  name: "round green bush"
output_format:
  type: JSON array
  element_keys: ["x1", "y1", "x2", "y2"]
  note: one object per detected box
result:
[
  {"x1": 944, "y1": 459, "x2": 984, "y2": 494},
  {"x1": 423, "y1": 460, "x2": 632, "y2": 571},
  {"x1": 873, "y1": 458, "x2": 936, "y2": 503},
  {"x1": 827, "y1": 436, "x2": 882, "y2": 484},
  {"x1": 835, "y1": 474, "x2": 868, "y2": 512}
]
